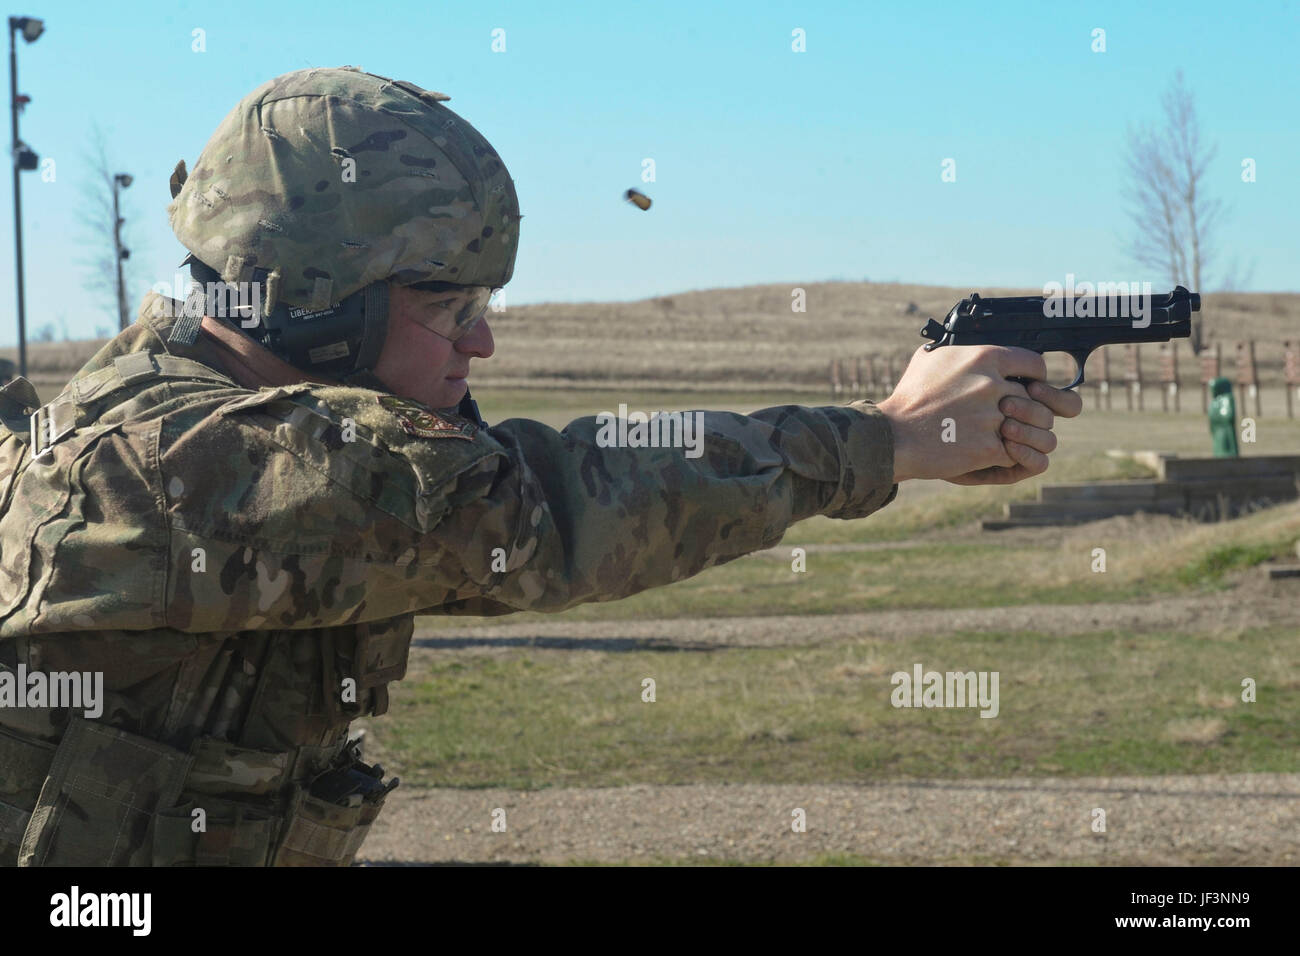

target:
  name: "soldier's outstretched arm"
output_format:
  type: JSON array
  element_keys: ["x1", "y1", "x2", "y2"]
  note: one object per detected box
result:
[{"x1": 159, "y1": 389, "x2": 898, "y2": 629}]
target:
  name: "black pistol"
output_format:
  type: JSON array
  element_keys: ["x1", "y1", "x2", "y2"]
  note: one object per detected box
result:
[{"x1": 918, "y1": 285, "x2": 1200, "y2": 389}]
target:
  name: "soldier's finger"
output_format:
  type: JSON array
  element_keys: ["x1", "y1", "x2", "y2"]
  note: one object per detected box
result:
[
  {"x1": 998, "y1": 394, "x2": 1054, "y2": 431},
  {"x1": 1000, "y1": 417, "x2": 1057, "y2": 454},
  {"x1": 1003, "y1": 438, "x2": 1049, "y2": 475},
  {"x1": 1027, "y1": 380, "x2": 1084, "y2": 418}
]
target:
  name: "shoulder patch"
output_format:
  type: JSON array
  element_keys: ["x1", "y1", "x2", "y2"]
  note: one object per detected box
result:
[{"x1": 377, "y1": 395, "x2": 475, "y2": 441}]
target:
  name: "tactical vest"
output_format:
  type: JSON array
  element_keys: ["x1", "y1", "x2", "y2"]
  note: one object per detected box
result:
[{"x1": 0, "y1": 352, "x2": 408, "y2": 866}]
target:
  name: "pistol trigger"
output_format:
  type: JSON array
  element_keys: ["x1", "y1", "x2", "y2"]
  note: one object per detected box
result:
[{"x1": 1063, "y1": 349, "x2": 1091, "y2": 390}]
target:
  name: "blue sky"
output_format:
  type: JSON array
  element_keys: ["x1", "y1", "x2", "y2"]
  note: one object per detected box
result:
[{"x1": 2, "y1": 0, "x2": 1297, "y2": 344}]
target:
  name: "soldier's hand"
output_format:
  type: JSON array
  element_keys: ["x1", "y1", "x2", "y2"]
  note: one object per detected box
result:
[
  {"x1": 876, "y1": 344, "x2": 1083, "y2": 484},
  {"x1": 945, "y1": 377, "x2": 1083, "y2": 485}
]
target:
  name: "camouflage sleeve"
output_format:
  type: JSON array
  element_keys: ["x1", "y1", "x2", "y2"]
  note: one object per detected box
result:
[
  {"x1": 429, "y1": 401, "x2": 898, "y2": 615},
  {"x1": 161, "y1": 388, "x2": 896, "y2": 629}
]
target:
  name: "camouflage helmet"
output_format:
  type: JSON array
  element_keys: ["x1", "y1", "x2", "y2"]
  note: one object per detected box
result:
[
  {"x1": 163, "y1": 67, "x2": 516, "y2": 386},
  {"x1": 169, "y1": 66, "x2": 520, "y2": 314}
]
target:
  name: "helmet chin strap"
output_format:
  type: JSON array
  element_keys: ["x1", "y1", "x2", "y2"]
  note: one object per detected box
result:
[
  {"x1": 455, "y1": 388, "x2": 486, "y2": 426},
  {"x1": 335, "y1": 282, "x2": 391, "y2": 390},
  {"x1": 347, "y1": 281, "x2": 390, "y2": 374}
]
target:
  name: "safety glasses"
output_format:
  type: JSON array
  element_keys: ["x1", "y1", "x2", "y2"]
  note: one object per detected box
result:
[{"x1": 407, "y1": 284, "x2": 498, "y2": 341}]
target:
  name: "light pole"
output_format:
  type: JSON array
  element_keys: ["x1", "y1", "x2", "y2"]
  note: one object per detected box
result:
[
  {"x1": 113, "y1": 172, "x2": 131, "y2": 330},
  {"x1": 8, "y1": 15, "x2": 43, "y2": 379}
]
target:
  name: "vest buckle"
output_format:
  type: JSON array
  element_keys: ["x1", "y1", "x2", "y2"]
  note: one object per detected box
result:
[{"x1": 29, "y1": 398, "x2": 77, "y2": 459}]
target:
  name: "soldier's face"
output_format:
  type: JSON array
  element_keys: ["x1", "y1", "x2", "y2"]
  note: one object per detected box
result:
[{"x1": 374, "y1": 283, "x2": 496, "y2": 409}]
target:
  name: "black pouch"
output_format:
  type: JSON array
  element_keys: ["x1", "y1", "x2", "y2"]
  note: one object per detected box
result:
[
  {"x1": 272, "y1": 749, "x2": 396, "y2": 866},
  {"x1": 271, "y1": 787, "x2": 386, "y2": 866}
]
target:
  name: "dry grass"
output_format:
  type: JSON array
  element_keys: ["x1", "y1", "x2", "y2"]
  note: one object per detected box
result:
[
  {"x1": 490, "y1": 283, "x2": 1300, "y2": 389},
  {"x1": 1195, "y1": 688, "x2": 1239, "y2": 710},
  {"x1": 1164, "y1": 717, "x2": 1229, "y2": 745}
]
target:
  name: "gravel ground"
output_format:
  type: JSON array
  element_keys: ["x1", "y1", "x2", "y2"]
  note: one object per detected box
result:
[{"x1": 358, "y1": 774, "x2": 1300, "y2": 866}]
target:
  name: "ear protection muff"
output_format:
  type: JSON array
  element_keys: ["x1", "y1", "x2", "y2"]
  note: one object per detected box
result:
[{"x1": 175, "y1": 257, "x2": 390, "y2": 379}]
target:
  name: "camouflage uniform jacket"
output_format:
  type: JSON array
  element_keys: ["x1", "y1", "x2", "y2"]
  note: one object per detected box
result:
[{"x1": 0, "y1": 293, "x2": 897, "y2": 866}]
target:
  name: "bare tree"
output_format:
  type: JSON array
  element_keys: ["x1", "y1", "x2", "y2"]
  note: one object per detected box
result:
[
  {"x1": 75, "y1": 124, "x2": 141, "y2": 333},
  {"x1": 1122, "y1": 70, "x2": 1224, "y2": 353}
]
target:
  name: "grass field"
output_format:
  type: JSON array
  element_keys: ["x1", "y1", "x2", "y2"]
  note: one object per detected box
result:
[{"x1": 383, "y1": 623, "x2": 1299, "y2": 790}]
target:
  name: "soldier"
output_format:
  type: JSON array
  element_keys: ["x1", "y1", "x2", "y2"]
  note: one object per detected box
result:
[{"x1": 0, "y1": 67, "x2": 1079, "y2": 866}]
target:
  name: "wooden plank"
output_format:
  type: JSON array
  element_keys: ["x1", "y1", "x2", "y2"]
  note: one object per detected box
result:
[{"x1": 1162, "y1": 456, "x2": 1300, "y2": 481}]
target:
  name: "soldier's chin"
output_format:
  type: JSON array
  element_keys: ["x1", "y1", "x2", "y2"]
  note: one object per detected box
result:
[{"x1": 434, "y1": 377, "x2": 469, "y2": 407}]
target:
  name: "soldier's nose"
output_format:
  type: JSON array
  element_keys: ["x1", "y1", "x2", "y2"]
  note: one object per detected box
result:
[{"x1": 458, "y1": 317, "x2": 494, "y2": 359}]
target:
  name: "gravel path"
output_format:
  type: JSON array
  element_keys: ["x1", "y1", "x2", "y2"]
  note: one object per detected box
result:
[
  {"x1": 358, "y1": 774, "x2": 1300, "y2": 866},
  {"x1": 412, "y1": 587, "x2": 1299, "y2": 652}
]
